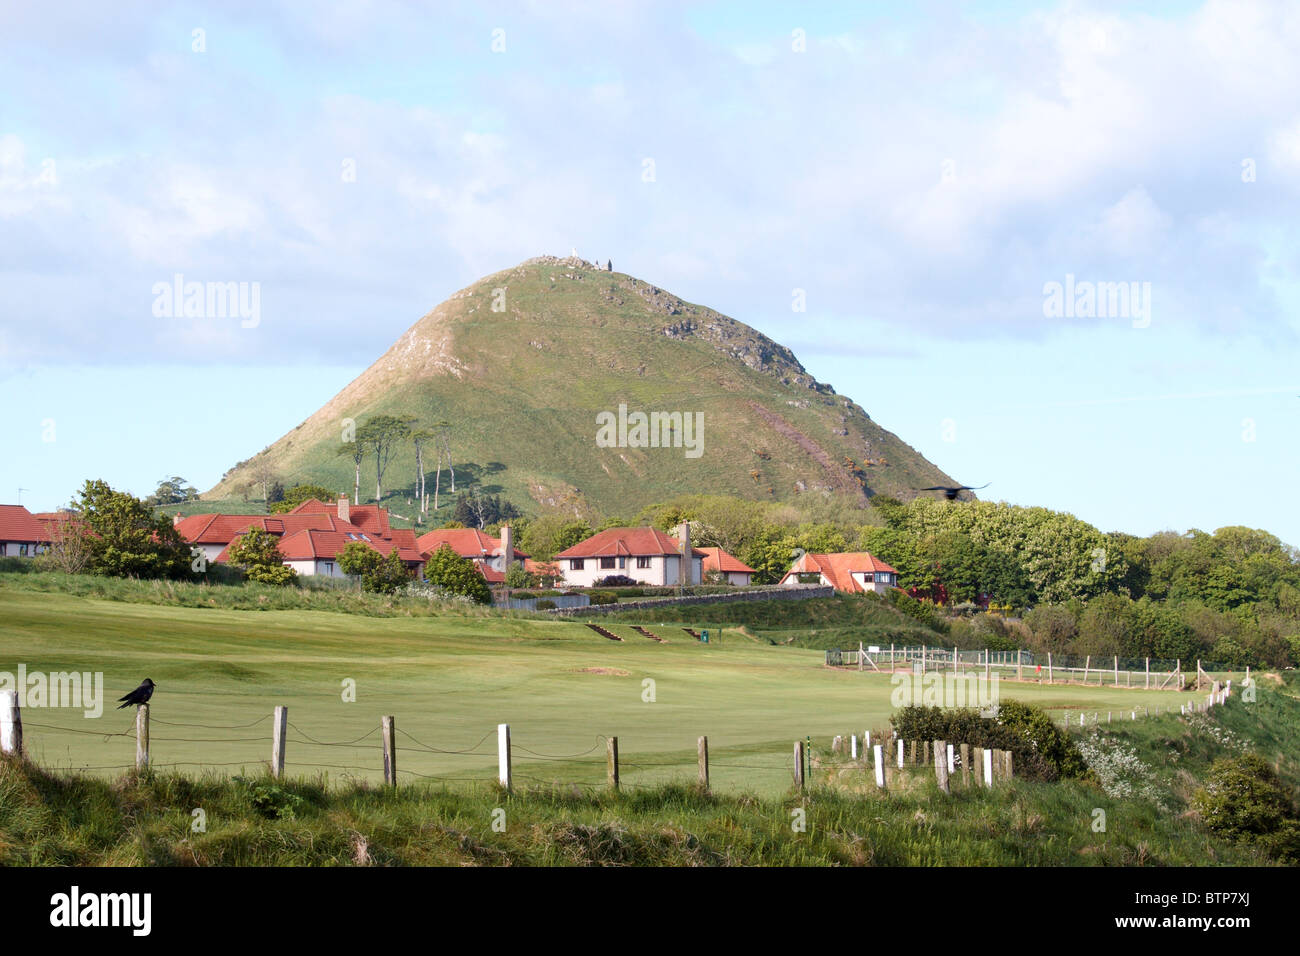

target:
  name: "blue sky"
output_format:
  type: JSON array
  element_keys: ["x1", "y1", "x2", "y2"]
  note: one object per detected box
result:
[{"x1": 2, "y1": 0, "x2": 1297, "y2": 544}]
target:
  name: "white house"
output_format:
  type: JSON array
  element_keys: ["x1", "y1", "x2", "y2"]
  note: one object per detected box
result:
[
  {"x1": 779, "y1": 552, "x2": 899, "y2": 595},
  {"x1": 554, "y1": 525, "x2": 703, "y2": 587},
  {"x1": 0, "y1": 505, "x2": 49, "y2": 558}
]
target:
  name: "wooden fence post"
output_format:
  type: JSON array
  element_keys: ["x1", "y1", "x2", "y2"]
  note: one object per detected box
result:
[
  {"x1": 607, "y1": 736, "x2": 620, "y2": 791},
  {"x1": 1047, "y1": 652, "x2": 1053, "y2": 684},
  {"x1": 959, "y1": 743, "x2": 970, "y2": 787},
  {"x1": 858, "y1": 641, "x2": 864, "y2": 672},
  {"x1": 1017, "y1": 649, "x2": 1023, "y2": 681},
  {"x1": 381, "y1": 715, "x2": 396, "y2": 787},
  {"x1": 0, "y1": 690, "x2": 21, "y2": 757},
  {"x1": 909, "y1": 740, "x2": 917, "y2": 765},
  {"x1": 1003, "y1": 749, "x2": 1013, "y2": 779},
  {"x1": 934, "y1": 740, "x2": 949, "y2": 793},
  {"x1": 135, "y1": 703, "x2": 150, "y2": 770},
  {"x1": 1145, "y1": 657, "x2": 1150, "y2": 689},
  {"x1": 497, "y1": 723, "x2": 512, "y2": 793},
  {"x1": 793, "y1": 741, "x2": 805, "y2": 790},
  {"x1": 271, "y1": 705, "x2": 287, "y2": 779},
  {"x1": 984, "y1": 649, "x2": 990, "y2": 681},
  {"x1": 696, "y1": 735, "x2": 710, "y2": 789}
]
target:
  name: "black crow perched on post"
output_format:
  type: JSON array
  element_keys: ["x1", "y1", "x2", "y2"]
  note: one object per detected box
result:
[
  {"x1": 918, "y1": 483, "x2": 990, "y2": 501},
  {"x1": 117, "y1": 678, "x2": 156, "y2": 709}
]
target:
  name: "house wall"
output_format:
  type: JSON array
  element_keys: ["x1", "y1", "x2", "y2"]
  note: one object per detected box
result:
[
  {"x1": 0, "y1": 542, "x2": 42, "y2": 557},
  {"x1": 284, "y1": 559, "x2": 345, "y2": 578},
  {"x1": 560, "y1": 554, "x2": 702, "y2": 587}
]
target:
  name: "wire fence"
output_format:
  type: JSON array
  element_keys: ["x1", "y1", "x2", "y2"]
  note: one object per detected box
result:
[{"x1": 2, "y1": 678, "x2": 1239, "y2": 792}]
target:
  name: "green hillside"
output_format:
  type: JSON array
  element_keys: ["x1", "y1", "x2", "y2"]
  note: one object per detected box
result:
[{"x1": 207, "y1": 255, "x2": 957, "y2": 520}]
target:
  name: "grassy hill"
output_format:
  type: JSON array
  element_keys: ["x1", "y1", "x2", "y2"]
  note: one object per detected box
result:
[{"x1": 206, "y1": 255, "x2": 957, "y2": 521}]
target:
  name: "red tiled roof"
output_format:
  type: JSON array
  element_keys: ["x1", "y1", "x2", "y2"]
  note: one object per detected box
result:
[
  {"x1": 0, "y1": 505, "x2": 49, "y2": 543},
  {"x1": 781, "y1": 552, "x2": 897, "y2": 593},
  {"x1": 556, "y1": 527, "x2": 704, "y2": 559},
  {"x1": 271, "y1": 529, "x2": 422, "y2": 564},
  {"x1": 697, "y1": 547, "x2": 755, "y2": 574},
  {"x1": 176, "y1": 512, "x2": 370, "y2": 545},
  {"x1": 289, "y1": 498, "x2": 391, "y2": 538},
  {"x1": 416, "y1": 528, "x2": 527, "y2": 560}
]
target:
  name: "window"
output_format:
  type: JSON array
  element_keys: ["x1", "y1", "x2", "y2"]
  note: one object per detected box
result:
[
  {"x1": 324, "y1": 562, "x2": 334, "y2": 575},
  {"x1": 636, "y1": 556, "x2": 651, "y2": 569},
  {"x1": 569, "y1": 558, "x2": 585, "y2": 571},
  {"x1": 600, "y1": 556, "x2": 616, "y2": 570},
  {"x1": 19, "y1": 544, "x2": 29, "y2": 557}
]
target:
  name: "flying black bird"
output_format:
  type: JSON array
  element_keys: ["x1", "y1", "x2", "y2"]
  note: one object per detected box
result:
[
  {"x1": 918, "y1": 483, "x2": 990, "y2": 501},
  {"x1": 117, "y1": 678, "x2": 156, "y2": 709}
]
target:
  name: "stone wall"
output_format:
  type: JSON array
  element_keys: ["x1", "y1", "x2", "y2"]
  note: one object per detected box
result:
[{"x1": 548, "y1": 585, "x2": 834, "y2": 616}]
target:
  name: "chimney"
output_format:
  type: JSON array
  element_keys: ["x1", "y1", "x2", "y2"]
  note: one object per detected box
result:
[
  {"x1": 677, "y1": 521, "x2": 692, "y2": 587},
  {"x1": 500, "y1": 524, "x2": 514, "y2": 571},
  {"x1": 337, "y1": 494, "x2": 350, "y2": 523},
  {"x1": 173, "y1": 513, "x2": 183, "y2": 527}
]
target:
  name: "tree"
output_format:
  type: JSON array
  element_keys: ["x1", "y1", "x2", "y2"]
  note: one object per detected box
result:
[
  {"x1": 424, "y1": 544, "x2": 491, "y2": 603},
  {"x1": 73, "y1": 479, "x2": 192, "y2": 579},
  {"x1": 146, "y1": 476, "x2": 199, "y2": 506},
  {"x1": 336, "y1": 541, "x2": 408, "y2": 593},
  {"x1": 39, "y1": 513, "x2": 94, "y2": 575},
  {"x1": 338, "y1": 437, "x2": 368, "y2": 506},
  {"x1": 271, "y1": 484, "x2": 337, "y2": 514},
  {"x1": 357, "y1": 415, "x2": 411, "y2": 501},
  {"x1": 411, "y1": 427, "x2": 435, "y2": 516},
  {"x1": 247, "y1": 457, "x2": 279, "y2": 505},
  {"x1": 227, "y1": 528, "x2": 298, "y2": 586},
  {"x1": 504, "y1": 562, "x2": 531, "y2": 589}
]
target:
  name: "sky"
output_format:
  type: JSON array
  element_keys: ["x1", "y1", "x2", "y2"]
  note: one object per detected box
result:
[{"x1": 2, "y1": 0, "x2": 1297, "y2": 544}]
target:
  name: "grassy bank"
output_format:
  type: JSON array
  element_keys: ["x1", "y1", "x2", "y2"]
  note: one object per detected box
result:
[{"x1": 0, "y1": 757, "x2": 1277, "y2": 866}]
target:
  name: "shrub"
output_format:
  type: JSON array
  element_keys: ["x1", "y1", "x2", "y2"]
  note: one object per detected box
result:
[
  {"x1": 1192, "y1": 754, "x2": 1300, "y2": 862},
  {"x1": 587, "y1": 590, "x2": 617, "y2": 605},
  {"x1": 534, "y1": 599, "x2": 557, "y2": 610},
  {"x1": 423, "y1": 544, "x2": 491, "y2": 604},
  {"x1": 594, "y1": 574, "x2": 638, "y2": 587},
  {"x1": 227, "y1": 527, "x2": 298, "y2": 587}
]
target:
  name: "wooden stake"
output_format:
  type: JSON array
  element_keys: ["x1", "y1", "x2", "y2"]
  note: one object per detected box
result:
[
  {"x1": 959, "y1": 743, "x2": 970, "y2": 787},
  {"x1": 135, "y1": 703, "x2": 149, "y2": 770},
  {"x1": 271, "y1": 705, "x2": 287, "y2": 779},
  {"x1": 698, "y1": 736, "x2": 709, "y2": 789},
  {"x1": 793, "y1": 741, "x2": 805, "y2": 790},
  {"x1": 934, "y1": 739, "x2": 949, "y2": 794},
  {"x1": 607, "y1": 736, "x2": 619, "y2": 791},
  {"x1": 381, "y1": 715, "x2": 396, "y2": 787}
]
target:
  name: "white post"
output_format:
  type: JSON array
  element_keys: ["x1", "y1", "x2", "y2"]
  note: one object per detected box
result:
[
  {"x1": 896, "y1": 739, "x2": 904, "y2": 768},
  {"x1": 947, "y1": 743, "x2": 954, "y2": 774},
  {"x1": 497, "y1": 723, "x2": 512, "y2": 792},
  {"x1": 983, "y1": 748, "x2": 993, "y2": 788},
  {"x1": 851, "y1": 734, "x2": 858, "y2": 760},
  {"x1": 0, "y1": 690, "x2": 21, "y2": 756},
  {"x1": 873, "y1": 745, "x2": 885, "y2": 788}
]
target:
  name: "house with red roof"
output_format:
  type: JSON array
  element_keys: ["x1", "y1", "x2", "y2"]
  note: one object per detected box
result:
[
  {"x1": 416, "y1": 524, "x2": 528, "y2": 586},
  {"x1": 779, "y1": 552, "x2": 899, "y2": 595},
  {"x1": 555, "y1": 525, "x2": 704, "y2": 587},
  {"x1": 0, "y1": 504, "x2": 50, "y2": 558},
  {"x1": 174, "y1": 495, "x2": 423, "y2": 578},
  {"x1": 697, "y1": 547, "x2": 756, "y2": 586}
]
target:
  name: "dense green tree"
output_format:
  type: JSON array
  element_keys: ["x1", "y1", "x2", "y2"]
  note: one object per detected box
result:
[
  {"x1": 227, "y1": 528, "x2": 297, "y2": 586},
  {"x1": 146, "y1": 476, "x2": 199, "y2": 506},
  {"x1": 424, "y1": 544, "x2": 491, "y2": 603},
  {"x1": 74, "y1": 479, "x2": 192, "y2": 579}
]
